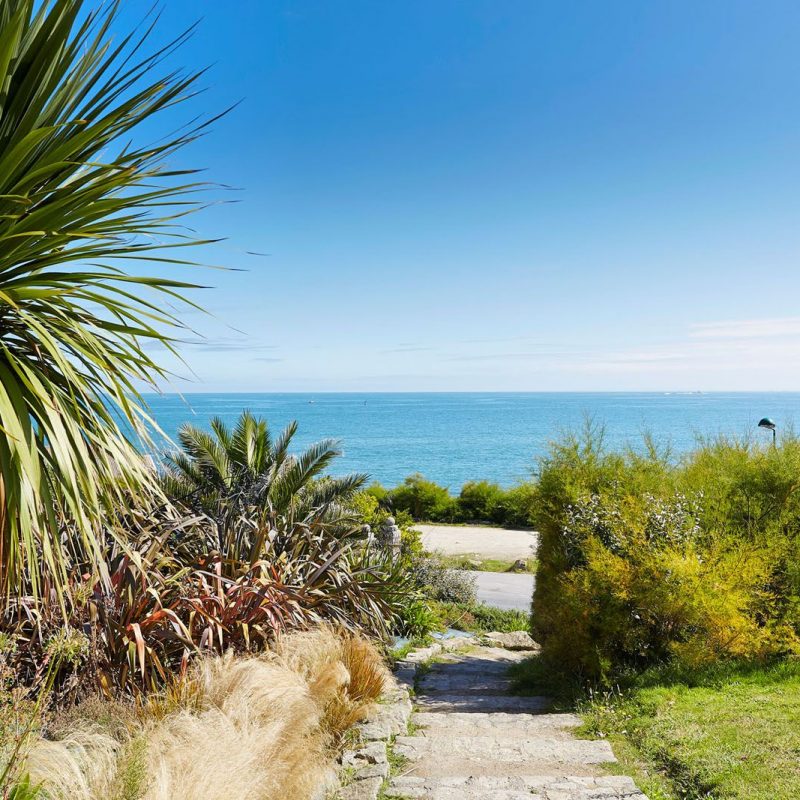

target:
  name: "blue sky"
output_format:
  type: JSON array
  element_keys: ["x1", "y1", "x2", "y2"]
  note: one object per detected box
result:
[{"x1": 122, "y1": 1, "x2": 800, "y2": 391}]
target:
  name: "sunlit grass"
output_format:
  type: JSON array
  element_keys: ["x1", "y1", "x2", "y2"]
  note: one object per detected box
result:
[
  {"x1": 576, "y1": 659, "x2": 800, "y2": 799},
  {"x1": 437, "y1": 555, "x2": 537, "y2": 573}
]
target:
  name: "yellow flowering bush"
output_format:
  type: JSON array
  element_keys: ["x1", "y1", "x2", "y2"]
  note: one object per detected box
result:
[{"x1": 532, "y1": 427, "x2": 800, "y2": 681}]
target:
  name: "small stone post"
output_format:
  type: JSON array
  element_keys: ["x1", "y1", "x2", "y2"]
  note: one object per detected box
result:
[{"x1": 379, "y1": 516, "x2": 402, "y2": 562}]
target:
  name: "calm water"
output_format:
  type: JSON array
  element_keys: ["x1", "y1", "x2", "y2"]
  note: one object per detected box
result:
[{"x1": 141, "y1": 393, "x2": 799, "y2": 488}]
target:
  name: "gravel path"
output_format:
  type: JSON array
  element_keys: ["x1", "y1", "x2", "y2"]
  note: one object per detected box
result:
[
  {"x1": 388, "y1": 644, "x2": 648, "y2": 800},
  {"x1": 417, "y1": 524, "x2": 537, "y2": 560}
]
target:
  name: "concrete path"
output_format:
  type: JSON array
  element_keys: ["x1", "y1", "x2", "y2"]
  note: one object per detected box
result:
[
  {"x1": 388, "y1": 644, "x2": 648, "y2": 800},
  {"x1": 417, "y1": 524, "x2": 537, "y2": 560},
  {"x1": 474, "y1": 571, "x2": 534, "y2": 612}
]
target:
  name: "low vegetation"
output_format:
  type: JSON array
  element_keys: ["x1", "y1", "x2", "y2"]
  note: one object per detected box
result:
[
  {"x1": 523, "y1": 423, "x2": 800, "y2": 799},
  {"x1": 580, "y1": 659, "x2": 800, "y2": 800},
  {"x1": 532, "y1": 423, "x2": 800, "y2": 682},
  {"x1": 437, "y1": 555, "x2": 537, "y2": 573},
  {"x1": 433, "y1": 601, "x2": 528, "y2": 634},
  {"x1": 367, "y1": 475, "x2": 537, "y2": 527},
  {"x1": 4, "y1": 628, "x2": 387, "y2": 800}
]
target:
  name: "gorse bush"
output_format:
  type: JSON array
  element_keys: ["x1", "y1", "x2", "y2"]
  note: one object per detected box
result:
[{"x1": 532, "y1": 423, "x2": 800, "y2": 682}]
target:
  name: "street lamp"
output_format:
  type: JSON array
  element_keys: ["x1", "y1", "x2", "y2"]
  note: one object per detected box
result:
[{"x1": 758, "y1": 417, "x2": 777, "y2": 447}]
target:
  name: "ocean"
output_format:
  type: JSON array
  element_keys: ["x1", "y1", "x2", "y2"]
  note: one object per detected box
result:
[{"x1": 141, "y1": 392, "x2": 799, "y2": 488}]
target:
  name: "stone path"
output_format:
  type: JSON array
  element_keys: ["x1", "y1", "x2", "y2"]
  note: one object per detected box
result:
[{"x1": 387, "y1": 643, "x2": 647, "y2": 800}]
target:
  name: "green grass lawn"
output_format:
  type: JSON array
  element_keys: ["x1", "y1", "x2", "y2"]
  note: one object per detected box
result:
[
  {"x1": 438, "y1": 555, "x2": 537, "y2": 573},
  {"x1": 576, "y1": 660, "x2": 800, "y2": 800},
  {"x1": 433, "y1": 600, "x2": 529, "y2": 633},
  {"x1": 508, "y1": 656, "x2": 800, "y2": 799}
]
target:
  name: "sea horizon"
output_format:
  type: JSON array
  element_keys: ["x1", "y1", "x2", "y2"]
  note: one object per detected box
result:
[{"x1": 141, "y1": 391, "x2": 799, "y2": 488}]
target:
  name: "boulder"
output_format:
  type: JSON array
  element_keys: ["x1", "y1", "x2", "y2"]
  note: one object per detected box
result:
[{"x1": 481, "y1": 630, "x2": 539, "y2": 651}]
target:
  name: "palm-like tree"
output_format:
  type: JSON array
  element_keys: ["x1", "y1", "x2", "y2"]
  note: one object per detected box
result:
[
  {"x1": 162, "y1": 411, "x2": 368, "y2": 557},
  {"x1": 0, "y1": 1, "x2": 215, "y2": 599}
]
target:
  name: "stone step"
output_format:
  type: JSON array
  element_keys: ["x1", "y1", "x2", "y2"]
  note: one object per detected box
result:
[
  {"x1": 426, "y1": 659, "x2": 514, "y2": 674},
  {"x1": 412, "y1": 711, "x2": 582, "y2": 739},
  {"x1": 417, "y1": 674, "x2": 514, "y2": 695},
  {"x1": 394, "y1": 734, "x2": 616, "y2": 768},
  {"x1": 414, "y1": 693, "x2": 552, "y2": 713},
  {"x1": 387, "y1": 774, "x2": 647, "y2": 800}
]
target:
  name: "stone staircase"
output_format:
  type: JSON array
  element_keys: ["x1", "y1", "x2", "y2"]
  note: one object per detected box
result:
[{"x1": 386, "y1": 644, "x2": 647, "y2": 800}]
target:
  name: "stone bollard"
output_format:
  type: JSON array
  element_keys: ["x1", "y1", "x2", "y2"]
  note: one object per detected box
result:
[{"x1": 379, "y1": 516, "x2": 402, "y2": 562}]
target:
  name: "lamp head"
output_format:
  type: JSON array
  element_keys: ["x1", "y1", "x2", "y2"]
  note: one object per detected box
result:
[{"x1": 758, "y1": 417, "x2": 777, "y2": 431}]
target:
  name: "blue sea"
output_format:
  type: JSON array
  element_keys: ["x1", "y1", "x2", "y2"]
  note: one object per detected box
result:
[{"x1": 141, "y1": 393, "x2": 799, "y2": 488}]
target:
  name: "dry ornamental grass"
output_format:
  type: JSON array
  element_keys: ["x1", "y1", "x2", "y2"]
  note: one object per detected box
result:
[{"x1": 12, "y1": 627, "x2": 387, "y2": 800}]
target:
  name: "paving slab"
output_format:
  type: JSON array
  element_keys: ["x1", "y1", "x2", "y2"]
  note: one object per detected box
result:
[
  {"x1": 412, "y1": 711, "x2": 583, "y2": 739},
  {"x1": 416, "y1": 693, "x2": 553, "y2": 713},
  {"x1": 394, "y1": 734, "x2": 617, "y2": 765},
  {"x1": 387, "y1": 774, "x2": 647, "y2": 800}
]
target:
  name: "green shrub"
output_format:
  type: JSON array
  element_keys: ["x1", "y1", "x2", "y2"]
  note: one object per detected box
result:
[
  {"x1": 384, "y1": 474, "x2": 459, "y2": 521},
  {"x1": 372, "y1": 474, "x2": 536, "y2": 527},
  {"x1": 411, "y1": 558, "x2": 477, "y2": 605},
  {"x1": 393, "y1": 598, "x2": 442, "y2": 639},
  {"x1": 532, "y1": 424, "x2": 800, "y2": 682},
  {"x1": 434, "y1": 601, "x2": 529, "y2": 633},
  {"x1": 457, "y1": 481, "x2": 505, "y2": 522},
  {"x1": 493, "y1": 482, "x2": 537, "y2": 527}
]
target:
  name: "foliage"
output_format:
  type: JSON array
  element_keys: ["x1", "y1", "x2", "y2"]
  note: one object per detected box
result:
[
  {"x1": 3, "y1": 502, "x2": 410, "y2": 697},
  {"x1": 162, "y1": 412, "x2": 367, "y2": 534},
  {"x1": 371, "y1": 474, "x2": 536, "y2": 526},
  {"x1": 0, "y1": 632, "x2": 61, "y2": 799},
  {"x1": 381, "y1": 474, "x2": 459, "y2": 522},
  {"x1": 8, "y1": 628, "x2": 381, "y2": 800},
  {"x1": 532, "y1": 423, "x2": 800, "y2": 681},
  {"x1": 410, "y1": 558, "x2": 477, "y2": 605},
  {"x1": 392, "y1": 599, "x2": 442, "y2": 640},
  {"x1": 434, "y1": 601, "x2": 529, "y2": 634},
  {"x1": 457, "y1": 481, "x2": 506, "y2": 522},
  {"x1": 1, "y1": 411, "x2": 411, "y2": 696},
  {"x1": 0, "y1": 0, "x2": 216, "y2": 601}
]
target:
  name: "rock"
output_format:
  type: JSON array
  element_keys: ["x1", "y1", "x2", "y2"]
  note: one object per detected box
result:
[
  {"x1": 336, "y1": 776, "x2": 383, "y2": 800},
  {"x1": 394, "y1": 666, "x2": 416, "y2": 688},
  {"x1": 357, "y1": 691, "x2": 411, "y2": 740},
  {"x1": 342, "y1": 741, "x2": 387, "y2": 768},
  {"x1": 511, "y1": 559, "x2": 527, "y2": 572},
  {"x1": 438, "y1": 634, "x2": 475, "y2": 652},
  {"x1": 480, "y1": 630, "x2": 539, "y2": 651},
  {"x1": 351, "y1": 761, "x2": 389, "y2": 781}
]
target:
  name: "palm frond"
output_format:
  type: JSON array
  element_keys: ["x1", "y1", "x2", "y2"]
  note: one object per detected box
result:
[
  {"x1": 176, "y1": 425, "x2": 232, "y2": 490},
  {"x1": 0, "y1": 0, "x2": 219, "y2": 599}
]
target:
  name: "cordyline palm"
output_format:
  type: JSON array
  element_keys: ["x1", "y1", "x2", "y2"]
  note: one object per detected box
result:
[
  {"x1": 0, "y1": 1, "x2": 217, "y2": 599},
  {"x1": 163, "y1": 410, "x2": 368, "y2": 525}
]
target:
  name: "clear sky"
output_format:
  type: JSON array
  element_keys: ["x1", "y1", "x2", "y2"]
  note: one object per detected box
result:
[{"x1": 120, "y1": 1, "x2": 800, "y2": 392}]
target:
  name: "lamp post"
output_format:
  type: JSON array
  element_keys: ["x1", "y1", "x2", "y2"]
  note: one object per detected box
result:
[{"x1": 758, "y1": 417, "x2": 777, "y2": 447}]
